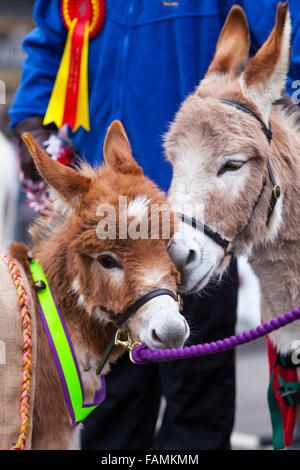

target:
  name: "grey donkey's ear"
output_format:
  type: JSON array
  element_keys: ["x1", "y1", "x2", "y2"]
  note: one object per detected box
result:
[
  {"x1": 240, "y1": 2, "x2": 291, "y2": 121},
  {"x1": 205, "y1": 5, "x2": 250, "y2": 77}
]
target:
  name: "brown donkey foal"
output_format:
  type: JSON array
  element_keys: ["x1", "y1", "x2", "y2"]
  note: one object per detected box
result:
[
  {"x1": 9, "y1": 121, "x2": 189, "y2": 449},
  {"x1": 167, "y1": 4, "x2": 300, "y2": 359}
]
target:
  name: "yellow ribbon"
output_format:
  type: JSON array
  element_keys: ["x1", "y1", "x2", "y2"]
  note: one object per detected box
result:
[{"x1": 43, "y1": 18, "x2": 90, "y2": 132}]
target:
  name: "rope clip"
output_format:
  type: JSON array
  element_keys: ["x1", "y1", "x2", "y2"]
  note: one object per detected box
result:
[{"x1": 114, "y1": 330, "x2": 141, "y2": 364}]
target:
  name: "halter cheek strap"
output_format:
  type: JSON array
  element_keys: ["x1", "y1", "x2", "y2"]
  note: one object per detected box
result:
[
  {"x1": 112, "y1": 289, "x2": 179, "y2": 328},
  {"x1": 266, "y1": 160, "x2": 281, "y2": 226},
  {"x1": 220, "y1": 99, "x2": 273, "y2": 144},
  {"x1": 96, "y1": 289, "x2": 181, "y2": 375},
  {"x1": 220, "y1": 99, "x2": 281, "y2": 229},
  {"x1": 178, "y1": 99, "x2": 281, "y2": 255},
  {"x1": 176, "y1": 213, "x2": 234, "y2": 255}
]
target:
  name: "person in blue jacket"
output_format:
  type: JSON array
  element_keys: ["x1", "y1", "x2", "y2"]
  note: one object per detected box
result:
[{"x1": 9, "y1": 0, "x2": 300, "y2": 450}]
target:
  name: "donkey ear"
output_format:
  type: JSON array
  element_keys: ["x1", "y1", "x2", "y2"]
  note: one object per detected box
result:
[
  {"x1": 103, "y1": 120, "x2": 143, "y2": 176},
  {"x1": 205, "y1": 5, "x2": 250, "y2": 77},
  {"x1": 21, "y1": 133, "x2": 91, "y2": 208},
  {"x1": 240, "y1": 2, "x2": 291, "y2": 120}
]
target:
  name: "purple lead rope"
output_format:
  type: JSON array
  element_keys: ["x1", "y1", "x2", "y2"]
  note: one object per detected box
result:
[{"x1": 131, "y1": 306, "x2": 300, "y2": 365}]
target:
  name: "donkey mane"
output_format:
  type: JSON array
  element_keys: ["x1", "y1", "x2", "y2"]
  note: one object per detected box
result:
[{"x1": 274, "y1": 94, "x2": 300, "y2": 136}]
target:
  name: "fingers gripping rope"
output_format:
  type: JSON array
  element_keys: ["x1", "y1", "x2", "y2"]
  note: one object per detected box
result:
[
  {"x1": 1, "y1": 254, "x2": 32, "y2": 450},
  {"x1": 131, "y1": 308, "x2": 300, "y2": 365}
]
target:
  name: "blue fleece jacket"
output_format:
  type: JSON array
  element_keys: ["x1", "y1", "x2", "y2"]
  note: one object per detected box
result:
[{"x1": 9, "y1": 0, "x2": 300, "y2": 190}]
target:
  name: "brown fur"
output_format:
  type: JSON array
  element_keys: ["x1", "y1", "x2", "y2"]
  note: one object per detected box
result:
[
  {"x1": 9, "y1": 122, "x2": 180, "y2": 449},
  {"x1": 103, "y1": 120, "x2": 143, "y2": 175}
]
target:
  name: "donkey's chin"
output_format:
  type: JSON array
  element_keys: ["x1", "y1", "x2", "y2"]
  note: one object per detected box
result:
[{"x1": 178, "y1": 263, "x2": 215, "y2": 294}]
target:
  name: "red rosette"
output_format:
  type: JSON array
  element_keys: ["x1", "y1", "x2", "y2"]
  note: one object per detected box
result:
[{"x1": 61, "y1": 0, "x2": 106, "y2": 38}]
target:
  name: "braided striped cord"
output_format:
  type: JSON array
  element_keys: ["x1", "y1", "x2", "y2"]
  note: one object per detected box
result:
[
  {"x1": 20, "y1": 134, "x2": 74, "y2": 214},
  {"x1": 131, "y1": 306, "x2": 300, "y2": 364},
  {"x1": 1, "y1": 254, "x2": 33, "y2": 450},
  {"x1": 19, "y1": 172, "x2": 48, "y2": 213}
]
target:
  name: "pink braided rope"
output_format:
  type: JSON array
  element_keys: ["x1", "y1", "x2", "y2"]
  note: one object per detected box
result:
[{"x1": 1, "y1": 254, "x2": 33, "y2": 450}]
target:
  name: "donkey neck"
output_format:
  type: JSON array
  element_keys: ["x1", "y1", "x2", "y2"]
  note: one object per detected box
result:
[
  {"x1": 249, "y1": 111, "x2": 300, "y2": 319},
  {"x1": 250, "y1": 242, "x2": 300, "y2": 320}
]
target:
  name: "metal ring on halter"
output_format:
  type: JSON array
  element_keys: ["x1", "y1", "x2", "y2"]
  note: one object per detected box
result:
[
  {"x1": 114, "y1": 331, "x2": 142, "y2": 364},
  {"x1": 96, "y1": 288, "x2": 181, "y2": 375},
  {"x1": 273, "y1": 184, "x2": 281, "y2": 200}
]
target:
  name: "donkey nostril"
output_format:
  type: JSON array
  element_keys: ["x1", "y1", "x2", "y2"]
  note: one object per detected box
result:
[
  {"x1": 151, "y1": 329, "x2": 162, "y2": 344},
  {"x1": 186, "y1": 249, "x2": 197, "y2": 266}
]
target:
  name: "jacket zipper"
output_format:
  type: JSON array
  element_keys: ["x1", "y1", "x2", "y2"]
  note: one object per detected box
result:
[{"x1": 112, "y1": 0, "x2": 135, "y2": 121}]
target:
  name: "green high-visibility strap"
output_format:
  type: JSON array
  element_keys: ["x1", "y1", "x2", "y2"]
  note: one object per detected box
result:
[
  {"x1": 30, "y1": 260, "x2": 105, "y2": 426},
  {"x1": 268, "y1": 355, "x2": 300, "y2": 450},
  {"x1": 268, "y1": 357, "x2": 285, "y2": 450}
]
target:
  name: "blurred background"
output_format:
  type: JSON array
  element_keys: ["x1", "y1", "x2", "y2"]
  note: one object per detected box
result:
[
  {"x1": 0, "y1": 2, "x2": 35, "y2": 133},
  {"x1": 0, "y1": 0, "x2": 279, "y2": 451},
  {"x1": 0, "y1": 1, "x2": 35, "y2": 250}
]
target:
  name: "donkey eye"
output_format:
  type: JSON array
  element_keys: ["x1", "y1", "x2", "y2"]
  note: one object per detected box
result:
[
  {"x1": 98, "y1": 255, "x2": 119, "y2": 269},
  {"x1": 217, "y1": 161, "x2": 244, "y2": 177}
]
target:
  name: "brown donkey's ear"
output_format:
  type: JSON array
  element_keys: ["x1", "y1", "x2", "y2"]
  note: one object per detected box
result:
[
  {"x1": 205, "y1": 5, "x2": 250, "y2": 77},
  {"x1": 22, "y1": 132, "x2": 91, "y2": 208},
  {"x1": 241, "y1": 2, "x2": 291, "y2": 119},
  {"x1": 103, "y1": 120, "x2": 143, "y2": 176}
]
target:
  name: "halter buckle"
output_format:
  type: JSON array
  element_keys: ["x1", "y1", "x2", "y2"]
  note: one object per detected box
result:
[
  {"x1": 114, "y1": 330, "x2": 142, "y2": 364},
  {"x1": 114, "y1": 329, "x2": 131, "y2": 349},
  {"x1": 224, "y1": 245, "x2": 235, "y2": 256},
  {"x1": 273, "y1": 184, "x2": 281, "y2": 200},
  {"x1": 177, "y1": 294, "x2": 184, "y2": 312}
]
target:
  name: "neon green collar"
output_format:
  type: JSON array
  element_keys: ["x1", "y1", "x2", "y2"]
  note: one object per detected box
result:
[{"x1": 30, "y1": 260, "x2": 106, "y2": 426}]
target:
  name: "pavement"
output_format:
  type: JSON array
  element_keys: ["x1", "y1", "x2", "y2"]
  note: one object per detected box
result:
[
  {"x1": 231, "y1": 337, "x2": 272, "y2": 450},
  {"x1": 231, "y1": 259, "x2": 273, "y2": 450}
]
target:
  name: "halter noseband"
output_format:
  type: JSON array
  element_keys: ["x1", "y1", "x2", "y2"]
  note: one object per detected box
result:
[
  {"x1": 178, "y1": 98, "x2": 281, "y2": 256},
  {"x1": 96, "y1": 288, "x2": 182, "y2": 374}
]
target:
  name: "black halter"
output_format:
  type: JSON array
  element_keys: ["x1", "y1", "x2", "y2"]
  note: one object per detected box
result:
[
  {"x1": 96, "y1": 288, "x2": 181, "y2": 375},
  {"x1": 178, "y1": 99, "x2": 281, "y2": 256}
]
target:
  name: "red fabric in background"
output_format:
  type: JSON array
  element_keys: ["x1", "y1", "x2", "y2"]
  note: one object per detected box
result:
[{"x1": 267, "y1": 337, "x2": 297, "y2": 448}]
